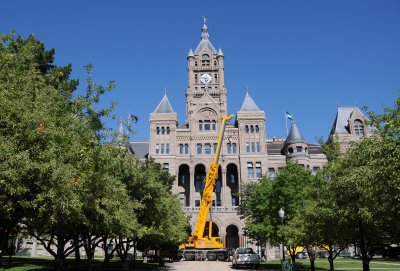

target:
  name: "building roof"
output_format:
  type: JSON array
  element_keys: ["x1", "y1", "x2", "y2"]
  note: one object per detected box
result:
[
  {"x1": 129, "y1": 141, "x2": 149, "y2": 160},
  {"x1": 194, "y1": 17, "x2": 217, "y2": 54},
  {"x1": 330, "y1": 106, "x2": 368, "y2": 135},
  {"x1": 284, "y1": 122, "x2": 306, "y2": 146},
  {"x1": 239, "y1": 92, "x2": 261, "y2": 111},
  {"x1": 154, "y1": 93, "x2": 174, "y2": 113}
]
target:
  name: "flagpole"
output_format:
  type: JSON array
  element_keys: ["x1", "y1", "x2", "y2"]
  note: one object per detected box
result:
[{"x1": 285, "y1": 110, "x2": 288, "y2": 136}]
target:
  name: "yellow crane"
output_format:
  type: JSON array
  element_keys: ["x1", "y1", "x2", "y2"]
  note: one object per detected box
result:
[{"x1": 179, "y1": 114, "x2": 234, "y2": 261}]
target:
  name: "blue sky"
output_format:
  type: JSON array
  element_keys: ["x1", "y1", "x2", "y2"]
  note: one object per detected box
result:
[{"x1": 2, "y1": 1, "x2": 399, "y2": 143}]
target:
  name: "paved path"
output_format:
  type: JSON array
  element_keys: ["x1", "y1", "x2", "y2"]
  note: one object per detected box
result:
[{"x1": 157, "y1": 260, "x2": 273, "y2": 271}]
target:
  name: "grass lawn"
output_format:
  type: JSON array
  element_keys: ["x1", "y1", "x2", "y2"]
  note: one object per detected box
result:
[
  {"x1": 260, "y1": 258, "x2": 400, "y2": 271},
  {"x1": 0, "y1": 256, "x2": 160, "y2": 271}
]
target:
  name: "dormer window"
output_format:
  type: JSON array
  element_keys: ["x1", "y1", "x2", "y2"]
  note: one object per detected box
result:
[
  {"x1": 296, "y1": 146, "x2": 303, "y2": 152},
  {"x1": 354, "y1": 119, "x2": 364, "y2": 135}
]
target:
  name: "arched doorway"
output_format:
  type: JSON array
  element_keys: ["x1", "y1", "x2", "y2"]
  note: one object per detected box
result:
[
  {"x1": 194, "y1": 164, "x2": 206, "y2": 206},
  {"x1": 178, "y1": 164, "x2": 190, "y2": 206},
  {"x1": 226, "y1": 164, "x2": 239, "y2": 206},
  {"x1": 203, "y1": 221, "x2": 220, "y2": 238},
  {"x1": 226, "y1": 225, "x2": 239, "y2": 249}
]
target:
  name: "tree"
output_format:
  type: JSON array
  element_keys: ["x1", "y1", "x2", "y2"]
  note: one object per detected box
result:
[
  {"x1": 324, "y1": 97, "x2": 400, "y2": 271},
  {"x1": 239, "y1": 161, "x2": 315, "y2": 263}
]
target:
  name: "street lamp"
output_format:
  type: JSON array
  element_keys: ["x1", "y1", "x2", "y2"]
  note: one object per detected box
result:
[{"x1": 278, "y1": 208, "x2": 285, "y2": 260}]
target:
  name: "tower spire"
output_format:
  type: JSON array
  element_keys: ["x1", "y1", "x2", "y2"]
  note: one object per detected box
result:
[{"x1": 201, "y1": 16, "x2": 209, "y2": 40}]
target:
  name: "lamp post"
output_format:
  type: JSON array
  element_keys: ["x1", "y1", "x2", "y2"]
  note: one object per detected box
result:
[{"x1": 278, "y1": 208, "x2": 285, "y2": 260}]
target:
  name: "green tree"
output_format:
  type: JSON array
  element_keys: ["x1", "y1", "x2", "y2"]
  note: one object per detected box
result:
[{"x1": 239, "y1": 161, "x2": 315, "y2": 263}]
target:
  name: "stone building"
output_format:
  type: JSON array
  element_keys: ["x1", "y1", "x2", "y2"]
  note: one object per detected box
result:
[{"x1": 130, "y1": 18, "x2": 331, "y2": 250}]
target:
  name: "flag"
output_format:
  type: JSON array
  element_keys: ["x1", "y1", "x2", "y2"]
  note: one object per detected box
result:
[{"x1": 285, "y1": 111, "x2": 294, "y2": 120}]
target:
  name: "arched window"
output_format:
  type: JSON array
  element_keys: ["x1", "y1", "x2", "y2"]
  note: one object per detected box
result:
[
  {"x1": 156, "y1": 127, "x2": 160, "y2": 135},
  {"x1": 245, "y1": 125, "x2": 249, "y2": 133},
  {"x1": 161, "y1": 127, "x2": 165, "y2": 135},
  {"x1": 179, "y1": 144, "x2": 183, "y2": 155},
  {"x1": 199, "y1": 120, "x2": 203, "y2": 131},
  {"x1": 354, "y1": 119, "x2": 364, "y2": 135},
  {"x1": 255, "y1": 125, "x2": 259, "y2": 133},
  {"x1": 250, "y1": 125, "x2": 254, "y2": 133},
  {"x1": 202, "y1": 54, "x2": 210, "y2": 66},
  {"x1": 166, "y1": 126, "x2": 170, "y2": 134}
]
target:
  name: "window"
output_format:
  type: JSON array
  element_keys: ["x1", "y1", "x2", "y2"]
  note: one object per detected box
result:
[
  {"x1": 288, "y1": 147, "x2": 293, "y2": 154},
  {"x1": 214, "y1": 74, "x2": 218, "y2": 83},
  {"x1": 312, "y1": 167, "x2": 320, "y2": 175},
  {"x1": 212, "y1": 120, "x2": 216, "y2": 131},
  {"x1": 354, "y1": 119, "x2": 364, "y2": 135},
  {"x1": 156, "y1": 127, "x2": 160, "y2": 135},
  {"x1": 166, "y1": 143, "x2": 169, "y2": 154},
  {"x1": 161, "y1": 127, "x2": 165, "y2": 135},
  {"x1": 255, "y1": 162, "x2": 262, "y2": 178},
  {"x1": 156, "y1": 143, "x2": 159, "y2": 154},
  {"x1": 232, "y1": 143, "x2": 237, "y2": 154},
  {"x1": 245, "y1": 125, "x2": 249, "y2": 133},
  {"x1": 246, "y1": 142, "x2": 250, "y2": 152},
  {"x1": 205, "y1": 143, "x2": 211, "y2": 154},
  {"x1": 268, "y1": 168, "x2": 276, "y2": 179},
  {"x1": 296, "y1": 146, "x2": 303, "y2": 153},
  {"x1": 250, "y1": 125, "x2": 254, "y2": 133},
  {"x1": 256, "y1": 142, "x2": 261, "y2": 152},
  {"x1": 161, "y1": 144, "x2": 164, "y2": 154},
  {"x1": 204, "y1": 120, "x2": 211, "y2": 131},
  {"x1": 197, "y1": 143, "x2": 202, "y2": 154},
  {"x1": 185, "y1": 144, "x2": 189, "y2": 154},
  {"x1": 247, "y1": 162, "x2": 254, "y2": 178},
  {"x1": 195, "y1": 200, "x2": 200, "y2": 206},
  {"x1": 163, "y1": 163, "x2": 169, "y2": 172},
  {"x1": 213, "y1": 143, "x2": 217, "y2": 153},
  {"x1": 251, "y1": 142, "x2": 255, "y2": 152},
  {"x1": 166, "y1": 127, "x2": 170, "y2": 134},
  {"x1": 255, "y1": 125, "x2": 259, "y2": 133},
  {"x1": 230, "y1": 173, "x2": 236, "y2": 183},
  {"x1": 199, "y1": 120, "x2": 203, "y2": 131},
  {"x1": 195, "y1": 74, "x2": 198, "y2": 84},
  {"x1": 195, "y1": 61, "x2": 198, "y2": 66},
  {"x1": 227, "y1": 143, "x2": 232, "y2": 154},
  {"x1": 179, "y1": 144, "x2": 183, "y2": 154}
]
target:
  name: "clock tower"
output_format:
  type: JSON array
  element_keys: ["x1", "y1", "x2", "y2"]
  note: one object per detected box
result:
[{"x1": 185, "y1": 17, "x2": 227, "y2": 126}]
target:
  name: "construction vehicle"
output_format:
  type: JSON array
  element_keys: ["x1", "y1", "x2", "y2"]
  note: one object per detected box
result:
[{"x1": 179, "y1": 114, "x2": 234, "y2": 261}]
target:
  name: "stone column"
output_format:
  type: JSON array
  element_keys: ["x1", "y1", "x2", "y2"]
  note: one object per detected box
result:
[
  {"x1": 221, "y1": 167, "x2": 227, "y2": 207},
  {"x1": 190, "y1": 168, "x2": 195, "y2": 207}
]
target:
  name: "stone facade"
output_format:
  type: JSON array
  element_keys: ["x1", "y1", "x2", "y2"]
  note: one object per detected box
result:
[{"x1": 131, "y1": 19, "x2": 332, "y2": 251}]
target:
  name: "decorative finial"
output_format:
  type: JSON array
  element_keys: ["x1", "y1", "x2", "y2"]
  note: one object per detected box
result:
[
  {"x1": 245, "y1": 85, "x2": 249, "y2": 95},
  {"x1": 164, "y1": 87, "x2": 167, "y2": 95},
  {"x1": 355, "y1": 100, "x2": 358, "y2": 107},
  {"x1": 337, "y1": 100, "x2": 340, "y2": 108},
  {"x1": 203, "y1": 16, "x2": 207, "y2": 25}
]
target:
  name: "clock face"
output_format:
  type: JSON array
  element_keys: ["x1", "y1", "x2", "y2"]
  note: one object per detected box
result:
[{"x1": 200, "y1": 73, "x2": 212, "y2": 84}]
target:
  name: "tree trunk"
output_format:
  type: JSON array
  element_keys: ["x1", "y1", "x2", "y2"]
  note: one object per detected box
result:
[
  {"x1": 328, "y1": 257, "x2": 334, "y2": 271},
  {"x1": 74, "y1": 235, "x2": 80, "y2": 262},
  {"x1": 362, "y1": 258, "x2": 370, "y2": 271},
  {"x1": 310, "y1": 259, "x2": 315, "y2": 271}
]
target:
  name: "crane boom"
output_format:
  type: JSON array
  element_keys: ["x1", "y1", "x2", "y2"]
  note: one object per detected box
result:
[
  {"x1": 179, "y1": 114, "x2": 234, "y2": 260},
  {"x1": 193, "y1": 113, "x2": 234, "y2": 240}
]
